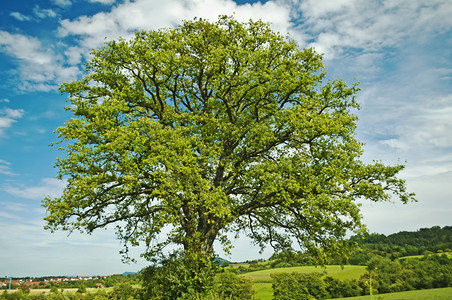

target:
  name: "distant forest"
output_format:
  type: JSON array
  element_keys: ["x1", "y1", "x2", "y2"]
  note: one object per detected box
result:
[
  {"x1": 253, "y1": 226, "x2": 452, "y2": 299},
  {"x1": 348, "y1": 225, "x2": 452, "y2": 265},
  {"x1": 255, "y1": 225, "x2": 452, "y2": 269}
]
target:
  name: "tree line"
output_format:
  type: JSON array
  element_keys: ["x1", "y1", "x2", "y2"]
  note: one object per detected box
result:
[
  {"x1": 270, "y1": 226, "x2": 452, "y2": 299},
  {"x1": 272, "y1": 254, "x2": 452, "y2": 299},
  {"x1": 348, "y1": 225, "x2": 452, "y2": 264},
  {"x1": 252, "y1": 225, "x2": 452, "y2": 268}
]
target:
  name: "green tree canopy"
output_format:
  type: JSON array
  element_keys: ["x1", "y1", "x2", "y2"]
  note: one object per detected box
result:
[{"x1": 43, "y1": 16, "x2": 414, "y2": 265}]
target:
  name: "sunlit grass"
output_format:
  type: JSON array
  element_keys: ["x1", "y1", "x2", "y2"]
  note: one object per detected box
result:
[
  {"x1": 239, "y1": 265, "x2": 367, "y2": 283},
  {"x1": 239, "y1": 265, "x2": 367, "y2": 300},
  {"x1": 335, "y1": 287, "x2": 452, "y2": 300}
]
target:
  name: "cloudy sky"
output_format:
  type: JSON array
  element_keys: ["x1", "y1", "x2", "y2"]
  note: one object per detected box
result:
[{"x1": 1, "y1": 0, "x2": 451, "y2": 277}]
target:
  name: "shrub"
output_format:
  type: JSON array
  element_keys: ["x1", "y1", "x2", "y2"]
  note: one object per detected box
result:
[
  {"x1": 208, "y1": 271, "x2": 254, "y2": 299},
  {"x1": 140, "y1": 251, "x2": 217, "y2": 300},
  {"x1": 272, "y1": 272, "x2": 328, "y2": 300},
  {"x1": 109, "y1": 283, "x2": 138, "y2": 300},
  {"x1": 324, "y1": 277, "x2": 362, "y2": 298}
]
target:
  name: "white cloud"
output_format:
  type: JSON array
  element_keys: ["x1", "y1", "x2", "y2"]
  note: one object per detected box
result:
[
  {"x1": 4, "y1": 178, "x2": 66, "y2": 200},
  {"x1": 0, "y1": 159, "x2": 16, "y2": 176},
  {"x1": 0, "y1": 201, "x2": 27, "y2": 212},
  {"x1": 0, "y1": 31, "x2": 81, "y2": 91},
  {"x1": 377, "y1": 94, "x2": 452, "y2": 170},
  {"x1": 3, "y1": 108, "x2": 24, "y2": 119},
  {"x1": 299, "y1": 0, "x2": 358, "y2": 19},
  {"x1": 10, "y1": 7, "x2": 57, "y2": 21},
  {"x1": 64, "y1": 46, "x2": 84, "y2": 65},
  {"x1": 0, "y1": 117, "x2": 17, "y2": 130},
  {"x1": 33, "y1": 6, "x2": 58, "y2": 19},
  {"x1": 52, "y1": 0, "x2": 72, "y2": 7},
  {"x1": 89, "y1": 0, "x2": 116, "y2": 4},
  {"x1": 54, "y1": 0, "x2": 451, "y2": 73},
  {"x1": 0, "y1": 202, "x2": 28, "y2": 220},
  {"x1": 409, "y1": 105, "x2": 452, "y2": 148},
  {"x1": 357, "y1": 86, "x2": 452, "y2": 175},
  {"x1": 290, "y1": 0, "x2": 452, "y2": 60},
  {"x1": 57, "y1": 0, "x2": 293, "y2": 52},
  {"x1": 0, "y1": 107, "x2": 24, "y2": 137},
  {"x1": 10, "y1": 12, "x2": 32, "y2": 21}
]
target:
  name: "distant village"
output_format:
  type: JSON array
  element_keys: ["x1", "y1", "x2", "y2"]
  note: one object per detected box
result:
[{"x1": 0, "y1": 275, "x2": 111, "y2": 290}]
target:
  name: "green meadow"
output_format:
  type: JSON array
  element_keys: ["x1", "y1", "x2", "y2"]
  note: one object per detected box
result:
[
  {"x1": 240, "y1": 265, "x2": 367, "y2": 283},
  {"x1": 398, "y1": 251, "x2": 452, "y2": 261},
  {"x1": 250, "y1": 285, "x2": 452, "y2": 300},
  {"x1": 239, "y1": 265, "x2": 367, "y2": 299},
  {"x1": 334, "y1": 287, "x2": 452, "y2": 300}
]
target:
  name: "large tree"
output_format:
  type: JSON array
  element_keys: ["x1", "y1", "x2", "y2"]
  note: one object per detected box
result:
[{"x1": 44, "y1": 16, "x2": 414, "y2": 265}]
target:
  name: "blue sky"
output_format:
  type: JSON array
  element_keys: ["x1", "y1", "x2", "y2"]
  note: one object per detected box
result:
[{"x1": 1, "y1": 0, "x2": 451, "y2": 277}]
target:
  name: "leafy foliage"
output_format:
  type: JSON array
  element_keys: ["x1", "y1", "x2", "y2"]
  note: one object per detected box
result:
[
  {"x1": 44, "y1": 15, "x2": 414, "y2": 286},
  {"x1": 324, "y1": 276, "x2": 362, "y2": 298},
  {"x1": 109, "y1": 283, "x2": 139, "y2": 300},
  {"x1": 358, "y1": 254, "x2": 452, "y2": 294},
  {"x1": 209, "y1": 270, "x2": 255, "y2": 299},
  {"x1": 140, "y1": 251, "x2": 217, "y2": 299},
  {"x1": 271, "y1": 272, "x2": 328, "y2": 300},
  {"x1": 269, "y1": 254, "x2": 452, "y2": 299}
]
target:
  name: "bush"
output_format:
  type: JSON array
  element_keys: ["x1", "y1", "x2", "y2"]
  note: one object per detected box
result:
[
  {"x1": 324, "y1": 277, "x2": 361, "y2": 298},
  {"x1": 50, "y1": 286, "x2": 60, "y2": 294},
  {"x1": 208, "y1": 271, "x2": 254, "y2": 299},
  {"x1": 140, "y1": 251, "x2": 217, "y2": 300},
  {"x1": 76, "y1": 283, "x2": 87, "y2": 294},
  {"x1": 272, "y1": 272, "x2": 328, "y2": 300},
  {"x1": 109, "y1": 283, "x2": 138, "y2": 300}
]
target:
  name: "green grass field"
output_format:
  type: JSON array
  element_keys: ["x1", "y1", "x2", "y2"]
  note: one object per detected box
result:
[
  {"x1": 335, "y1": 287, "x2": 452, "y2": 300},
  {"x1": 251, "y1": 286, "x2": 452, "y2": 300},
  {"x1": 240, "y1": 265, "x2": 367, "y2": 283},
  {"x1": 239, "y1": 265, "x2": 367, "y2": 299},
  {"x1": 253, "y1": 283, "x2": 273, "y2": 299},
  {"x1": 398, "y1": 251, "x2": 452, "y2": 260}
]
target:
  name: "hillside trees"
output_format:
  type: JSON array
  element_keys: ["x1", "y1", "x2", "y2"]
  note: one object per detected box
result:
[
  {"x1": 43, "y1": 16, "x2": 414, "y2": 294},
  {"x1": 348, "y1": 226, "x2": 452, "y2": 264}
]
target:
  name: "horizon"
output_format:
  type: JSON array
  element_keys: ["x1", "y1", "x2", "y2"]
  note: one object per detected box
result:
[
  {"x1": 2, "y1": 224, "x2": 450, "y2": 278},
  {"x1": 1, "y1": 273, "x2": 135, "y2": 279}
]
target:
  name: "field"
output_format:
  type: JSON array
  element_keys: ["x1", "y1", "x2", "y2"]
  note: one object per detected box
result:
[
  {"x1": 240, "y1": 265, "x2": 367, "y2": 283},
  {"x1": 398, "y1": 251, "x2": 452, "y2": 260},
  {"x1": 249, "y1": 285, "x2": 452, "y2": 300},
  {"x1": 238, "y1": 263, "x2": 451, "y2": 300},
  {"x1": 239, "y1": 265, "x2": 367, "y2": 299},
  {"x1": 335, "y1": 287, "x2": 452, "y2": 299}
]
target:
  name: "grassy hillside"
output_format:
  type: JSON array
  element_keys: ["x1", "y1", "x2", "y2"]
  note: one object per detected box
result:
[
  {"x1": 239, "y1": 265, "x2": 366, "y2": 283},
  {"x1": 335, "y1": 287, "x2": 452, "y2": 299},
  {"x1": 398, "y1": 251, "x2": 452, "y2": 260},
  {"x1": 253, "y1": 283, "x2": 273, "y2": 300},
  {"x1": 238, "y1": 265, "x2": 367, "y2": 300},
  {"x1": 348, "y1": 226, "x2": 452, "y2": 264},
  {"x1": 250, "y1": 285, "x2": 452, "y2": 300}
]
